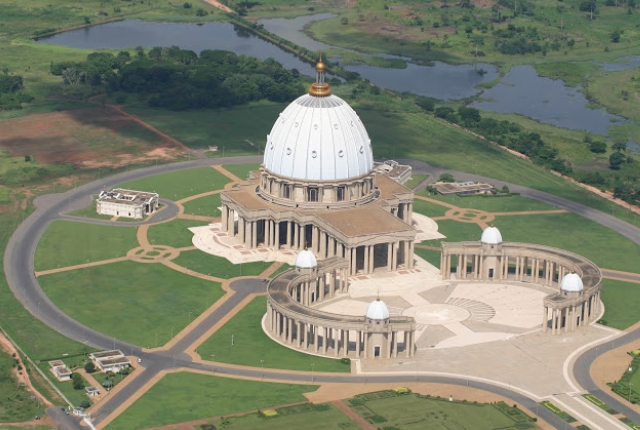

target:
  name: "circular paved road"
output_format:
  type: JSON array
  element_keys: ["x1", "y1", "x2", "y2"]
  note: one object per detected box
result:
[{"x1": 6, "y1": 156, "x2": 640, "y2": 429}]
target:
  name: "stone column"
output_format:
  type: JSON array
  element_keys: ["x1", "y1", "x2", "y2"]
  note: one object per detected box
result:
[
  {"x1": 393, "y1": 331, "x2": 398, "y2": 357},
  {"x1": 392, "y1": 243, "x2": 398, "y2": 271},
  {"x1": 388, "y1": 243, "x2": 393, "y2": 271},
  {"x1": 408, "y1": 241, "x2": 414, "y2": 269},
  {"x1": 542, "y1": 306, "x2": 548, "y2": 332},
  {"x1": 551, "y1": 309, "x2": 556, "y2": 335},
  {"x1": 363, "y1": 246, "x2": 370, "y2": 274},
  {"x1": 363, "y1": 332, "x2": 369, "y2": 359},
  {"x1": 251, "y1": 221, "x2": 257, "y2": 248},
  {"x1": 356, "y1": 331, "x2": 361, "y2": 357},
  {"x1": 386, "y1": 333, "x2": 392, "y2": 359},
  {"x1": 314, "y1": 326, "x2": 319, "y2": 352},
  {"x1": 221, "y1": 205, "x2": 228, "y2": 232},
  {"x1": 324, "y1": 327, "x2": 329, "y2": 354},
  {"x1": 320, "y1": 231, "x2": 327, "y2": 258}
]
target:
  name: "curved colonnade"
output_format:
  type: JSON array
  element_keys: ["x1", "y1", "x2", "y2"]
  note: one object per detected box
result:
[
  {"x1": 266, "y1": 257, "x2": 416, "y2": 359},
  {"x1": 441, "y1": 241, "x2": 602, "y2": 334}
]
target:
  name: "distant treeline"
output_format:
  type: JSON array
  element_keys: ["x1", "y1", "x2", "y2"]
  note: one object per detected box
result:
[
  {"x1": 50, "y1": 47, "x2": 307, "y2": 110},
  {"x1": 416, "y1": 98, "x2": 572, "y2": 174},
  {"x1": 0, "y1": 73, "x2": 34, "y2": 111}
]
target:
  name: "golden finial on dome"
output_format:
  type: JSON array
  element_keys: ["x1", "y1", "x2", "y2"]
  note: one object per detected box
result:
[{"x1": 309, "y1": 52, "x2": 331, "y2": 97}]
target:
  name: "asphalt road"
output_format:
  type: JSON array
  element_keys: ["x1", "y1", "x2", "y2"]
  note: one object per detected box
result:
[{"x1": 6, "y1": 155, "x2": 640, "y2": 429}]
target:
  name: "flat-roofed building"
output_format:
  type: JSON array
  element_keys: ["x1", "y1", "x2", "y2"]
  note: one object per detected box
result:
[
  {"x1": 88, "y1": 350, "x2": 131, "y2": 372},
  {"x1": 48, "y1": 360, "x2": 72, "y2": 381},
  {"x1": 433, "y1": 181, "x2": 494, "y2": 196},
  {"x1": 96, "y1": 188, "x2": 158, "y2": 219}
]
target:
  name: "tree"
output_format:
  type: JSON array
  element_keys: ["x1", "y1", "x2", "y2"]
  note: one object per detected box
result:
[
  {"x1": 72, "y1": 373, "x2": 84, "y2": 390},
  {"x1": 102, "y1": 379, "x2": 114, "y2": 390},
  {"x1": 612, "y1": 139, "x2": 628, "y2": 152},
  {"x1": 589, "y1": 141, "x2": 607, "y2": 153},
  {"x1": 610, "y1": 151, "x2": 626, "y2": 169},
  {"x1": 341, "y1": 17, "x2": 349, "y2": 25},
  {"x1": 438, "y1": 173, "x2": 455, "y2": 182},
  {"x1": 611, "y1": 29, "x2": 622, "y2": 43},
  {"x1": 84, "y1": 361, "x2": 96, "y2": 373},
  {"x1": 79, "y1": 400, "x2": 91, "y2": 409}
]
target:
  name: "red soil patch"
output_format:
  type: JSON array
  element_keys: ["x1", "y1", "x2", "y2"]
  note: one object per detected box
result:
[{"x1": 0, "y1": 107, "x2": 183, "y2": 168}]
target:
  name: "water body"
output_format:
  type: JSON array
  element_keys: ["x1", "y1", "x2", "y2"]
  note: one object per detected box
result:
[
  {"x1": 598, "y1": 55, "x2": 640, "y2": 71},
  {"x1": 472, "y1": 66, "x2": 626, "y2": 134},
  {"x1": 39, "y1": 20, "x2": 316, "y2": 75},
  {"x1": 258, "y1": 13, "x2": 335, "y2": 52}
]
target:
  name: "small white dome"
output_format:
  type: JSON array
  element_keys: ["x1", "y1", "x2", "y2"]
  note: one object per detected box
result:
[
  {"x1": 481, "y1": 226, "x2": 503, "y2": 244},
  {"x1": 295, "y1": 249, "x2": 317, "y2": 269},
  {"x1": 561, "y1": 272, "x2": 584, "y2": 292},
  {"x1": 262, "y1": 94, "x2": 374, "y2": 182},
  {"x1": 366, "y1": 299, "x2": 390, "y2": 320}
]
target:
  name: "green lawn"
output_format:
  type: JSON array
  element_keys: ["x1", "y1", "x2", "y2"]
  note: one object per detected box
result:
[
  {"x1": 172, "y1": 250, "x2": 273, "y2": 279},
  {"x1": 204, "y1": 403, "x2": 354, "y2": 430},
  {"x1": 104, "y1": 373, "x2": 318, "y2": 430},
  {"x1": 91, "y1": 368, "x2": 133, "y2": 391},
  {"x1": 492, "y1": 213, "x2": 640, "y2": 273},
  {"x1": 348, "y1": 393, "x2": 535, "y2": 429},
  {"x1": 414, "y1": 247, "x2": 441, "y2": 269},
  {"x1": 182, "y1": 193, "x2": 221, "y2": 218},
  {"x1": 413, "y1": 199, "x2": 450, "y2": 218},
  {"x1": 0, "y1": 350, "x2": 47, "y2": 422},
  {"x1": 35, "y1": 221, "x2": 138, "y2": 271},
  {"x1": 147, "y1": 219, "x2": 209, "y2": 248},
  {"x1": 424, "y1": 219, "x2": 483, "y2": 245},
  {"x1": 600, "y1": 279, "x2": 640, "y2": 330},
  {"x1": 269, "y1": 263, "x2": 293, "y2": 279},
  {"x1": 38, "y1": 261, "x2": 224, "y2": 347},
  {"x1": 36, "y1": 362, "x2": 90, "y2": 408},
  {"x1": 222, "y1": 163, "x2": 261, "y2": 181},
  {"x1": 124, "y1": 102, "x2": 283, "y2": 152},
  {"x1": 197, "y1": 296, "x2": 350, "y2": 373},
  {"x1": 403, "y1": 174, "x2": 429, "y2": 190},
  {"x1": 419, "y1": 193, "x2": 557, "y2": 213},
  {"x1": 118, "y1": 167, "x2": 231, "y2": 201}
]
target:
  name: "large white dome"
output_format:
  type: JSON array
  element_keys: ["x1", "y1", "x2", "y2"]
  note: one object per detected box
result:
[
  {"x1": 561, "y1": 272, "x2": 584, "y2": 292},
  {"x1": 366, "y1": 298, "x2": 390, "y2": 320},
  {"x1": 295, "y1": 249, "x2": 317, "y2": 269},
  {"x1": 262, "y1": 93, "x2": 374, "y2": 181},
  {"x1": 481, "y1": 226, "x2": 503, "y2": 244}
]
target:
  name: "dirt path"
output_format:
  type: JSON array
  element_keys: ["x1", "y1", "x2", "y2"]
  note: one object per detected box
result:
[
  {"x1": 332, "y1": 400, "x2": 376, "y2": 430},
  {"x1": 35, "y1": 257, "x2": 129, "y2": 277},
  {"x1": 201, "y1": 0, "x2": 233, "y2": 13},
  {"x1": 212, "y1": 165, "x2": 244, "y2": 183},
  {"x1": 491, "y1": 209, "x2": 568, "y2": 216},
  {"x1": 177, "y1": 214, "x2": 218, "y2": 222},
  {"x1": 260, "y1": 261, "x2": 284, "y2": 278},
  {"x1": 0, "y1": 330, "x2": 52, "y2": 407}
]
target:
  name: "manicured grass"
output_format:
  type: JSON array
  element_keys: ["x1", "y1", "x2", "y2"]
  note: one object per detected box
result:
[
  {"x1": 348, "y1": 392, "x2": 535, "y2": 429},
  {"x1": 269, "y1": 263, "x2": 293, "y2": 279},
  {"x1": 204, "y1": 403, "x2": 354, "y2": 430},
  {"x1": 124, "y1": 102, "x2": 284, "y2": 151},
  {"x1": 403, "y1": 174, "x2": 429, "y2": 190},
  {"x1": 600, "y1": 279, "x2": 640, "y2": 330},
  {"x1": 34, "y1": 221, "x2": 138, "y2": 271},
  {"x1": 0, "y1": 349, "x2": 47, "y2": 421},
  {"x1": 414, "y1": 247, "x2": 441, "y2": 269},
  {"x1": 198, "y1": 296, "x2": 350, "y2": 373},
  {"x1": 36, "y1": 362, "x2": 90, "y2": 407},
  {"x1": 172, "y1": 250, "x2": 274, "y2": 279},
  {"x1": 492, "y1": 213, "x2": 640, "y2": 272},
  {"x1": 182, "y1": 193, "x2": 221, "y2": 218},
  {"x1": 118, "y1": 167, "x2": 231, "y2": 201},
  {"x1": 413, "y1": 198, "x2": 449, "y2": 217},
  {"x1": 38, "y1": 261, "x2": 224, "y2": 347},
  {"x1": 147, "y1": 219, "x2": 209, "y2": 248},
  {"x1": 222, "y1": 163, "x2": 261, "y2": 181},
  {"x1": 105, "y1": 372, "x2": 318, "y2": 430},
  {"x1": 91, "y1": 368, "x2": 133, "y2": 390},
  {"x1": 420, "y1": 193, "x2": 557, "y2": 212},
  {"x1": 423, "y1": 219, "x2": 483, "y2": 245}
]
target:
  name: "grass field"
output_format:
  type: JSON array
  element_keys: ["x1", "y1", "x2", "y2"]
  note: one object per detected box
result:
[
  {"x1": 118, "y1": 167, "x2": 231, "y2": 201},
  {"x1": 413, "y1": 198, "x2": 450, "y2": 218},
  {"x1": 197, "y1": 296, "x2": 350, "y2": 373},
  {"x1": 222, "y1": 163, "x2": 261, "y2": 181},
  {"x1": 0, "y1": 349, "x2": 46, "y2": 422},
  {"x1": 348, "y1": 392, "x2": 536, "y2": 429},
  {"x1": 492, "y1": 213, "x2": 640, "y2": 272},
  {"x1": 404, "y1": 174, "x2": 429, "y2": 190},
  {"x1": 600, "y1": 279, "x2": 640, "y2": 330},
  {"x1": 423, "y1": 219, "x2": 483, "y2": 244},
  {"x1": 104, "y1": 372, "x2": 318, "y2": 430},
  {"x1": 182, "y1": 193, "x2": 222, "y2": 218},
  {"x1": 147, "y1": 219, "x2": 209, "y2": 248},
  {"x1": 420, "y1": 193, "x2": 557, "y2": 212},
  {"x1": 124, "y1": 102, "x2": 284, "y2": 152},
  {"x1": 38, "y1": 261, "x2": 224, "y2": 347},
  {"x1": 204, "y1": 403, "x2": 354, "y2": 430},
  {"x1": 415, "y1": 247, "x2": 442, "y2": 269},
  {"x1": 34, "y1": 221, "x2": 138, "y2": 271},
  {"x1": 66, "y1": 197, "x2": 117, "y2": 221},
  {"x1": 172, "y1": 250, "x2": 273, "y2": 279},
  {"x1": 269, "y1": 263, "x2": 293, "y2": 278}
]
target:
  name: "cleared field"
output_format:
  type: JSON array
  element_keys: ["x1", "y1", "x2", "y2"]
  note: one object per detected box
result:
[
  {"x1": 38, "y1": 261, "x2": 224, "y2": 347},
  {"x1": 420, "y1": 193, "x2": 557, "y2": 212},
  {"x1": 147, "y1": 219, "x2": 209, "y2": 248},
  {"x1": 104, "y1": 372, "x2": 318, "y2": 430},
  {"x1": 172, "y1": 250, "x2": 273, "y2": 279},
  {"x1": 222, "y1": 163, "x2": 261, "y2": 181},
  {"x1": 0, "y1": 107, "x2": 183, "y2": 169},
  {"x1": 34, "y1": 221, "x2": 138, "y2": 271},
  {"x1": 118, "y1": 167, "x2": 230, "y2": 201},
  {"x1": 197, "y1": 296, "x2": 350, "y2": 372}
]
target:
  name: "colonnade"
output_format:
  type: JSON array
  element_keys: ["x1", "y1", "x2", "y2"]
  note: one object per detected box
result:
[{"x1": 543, "y1": 290, "x2": 601, "y2": 334}]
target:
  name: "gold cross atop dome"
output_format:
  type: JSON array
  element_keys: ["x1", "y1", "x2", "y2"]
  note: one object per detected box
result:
[{"x1": 309, "y1": 53, "x2": 332, "y2": 97}]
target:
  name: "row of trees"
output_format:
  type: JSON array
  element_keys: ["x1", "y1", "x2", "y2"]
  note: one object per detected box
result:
[
  {"x1": 0, "y1": 73, "x2": 34, "y2": 111},
  {"x1": 50, "y1": 47, "x2": 307, "y2": 111}
]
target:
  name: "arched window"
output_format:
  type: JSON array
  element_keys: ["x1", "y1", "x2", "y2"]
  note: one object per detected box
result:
[{"x1": 308, "y1": 187, "x2": 319, "y2": 202}]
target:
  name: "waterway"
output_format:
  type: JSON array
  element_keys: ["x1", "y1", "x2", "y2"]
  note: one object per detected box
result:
[{"x1": 39, "y1": 18, "x2": 633, "y2": 134}]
